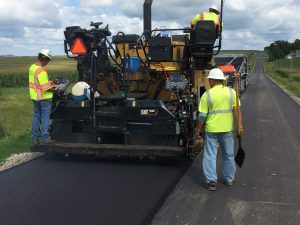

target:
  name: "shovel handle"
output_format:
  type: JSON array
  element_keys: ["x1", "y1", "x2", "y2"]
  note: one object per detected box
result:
[
  {"x1": 238, "y1": 136, "x2": 242, "y2": 146},
  {"x1": 234, "y1": 74, "x2": 241, "y2": 133}
]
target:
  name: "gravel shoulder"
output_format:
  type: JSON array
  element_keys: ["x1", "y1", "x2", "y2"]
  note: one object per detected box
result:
[{"x1": 0, "y1": 152, "x2": 44, "y2": 172}]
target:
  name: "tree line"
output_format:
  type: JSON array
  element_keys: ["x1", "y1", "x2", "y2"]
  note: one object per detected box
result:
[{"x1": 264, "y1": 39, "x2": 300, "y2": 61}]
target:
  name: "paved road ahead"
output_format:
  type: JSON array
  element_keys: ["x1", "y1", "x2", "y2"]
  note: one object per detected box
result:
[
  {"x1": 152, "y1": 55, "x2": 300, "y2": 225},
  {"x1": 0, "y1": 155, "x2": 189, "y2": 225}
]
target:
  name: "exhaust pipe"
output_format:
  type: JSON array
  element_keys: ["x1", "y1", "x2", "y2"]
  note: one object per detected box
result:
[{"x1": 143, "y1": 0, "x2": 153, "y2": 38}]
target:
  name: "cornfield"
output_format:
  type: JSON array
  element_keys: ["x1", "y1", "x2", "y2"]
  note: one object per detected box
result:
[
  {"x1": 0, "y1": 71, "x2": 78, "y2": 88},
  {"x1": 0, "y1": 56, "x2": 78, "y2": 87}
]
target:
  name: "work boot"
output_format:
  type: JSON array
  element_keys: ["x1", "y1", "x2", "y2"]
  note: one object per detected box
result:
[
  {"x1": 224, "y1": 180, "x2": 234, "y2": 186},
  {"x1": 42, "y1": 139, "x2": 56, "y2": 144},
  {"x1": 206, "y1": 181, "x2": 217, "y2": 191}
]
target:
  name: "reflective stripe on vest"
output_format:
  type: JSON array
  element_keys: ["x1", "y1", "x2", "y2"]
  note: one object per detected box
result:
[
  {"x1": 206, "y1": 88, "x2": 233, "y2": 115},
  {"x1": 35, "y1": 67, "x2": 44, "y2": 100},
  {"x1": 29, "y1": 82, "x2": 38, "y2": 88},
  {"x1": 39, "y1": 82, "x2": 52, "y2": 90},
  {"x1": 34, "y1": 68, "x2": 44, "y2": 86}
]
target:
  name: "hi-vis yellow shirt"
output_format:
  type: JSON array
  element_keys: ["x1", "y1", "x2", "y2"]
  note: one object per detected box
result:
[
  {"x1": 28, "y1": 64, "x2": 53, "y2": 100},
  {"x1": 199, "y1": 85, "x2": 239, "y2": 133},
  {"x1": 190, "y1": 12, "x2": 220, "y2": 28}
]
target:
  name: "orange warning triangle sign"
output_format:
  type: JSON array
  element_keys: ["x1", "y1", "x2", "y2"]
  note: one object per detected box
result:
[{"x1": 71, "y1": 38, "x2": 87, "y2": 55}]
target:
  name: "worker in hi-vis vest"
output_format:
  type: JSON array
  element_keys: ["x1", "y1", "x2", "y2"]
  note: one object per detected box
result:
[
  {"x1": 195, "y1": 68, "x2": 244, "y2": 191},
  {"x1": 190, "y1": 5, "x2": 222, "y2": 34},
  {"x1": 29, "y1": 49, "x2": 56, "y2": 145},
  {"x1": 189, "y1": 5, "x2": 222, "y2": 69}
]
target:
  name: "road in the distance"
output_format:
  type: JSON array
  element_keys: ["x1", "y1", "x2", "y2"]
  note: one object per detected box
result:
[
  {"x1": 0, "y1": 155, "x2": 190, "y2": 225},
  {"x1": 152, "y1": 54, "x2": 300, "y2": 225}
]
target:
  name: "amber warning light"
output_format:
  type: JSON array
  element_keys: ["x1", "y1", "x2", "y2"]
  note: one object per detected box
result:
[{"x1": 71, "y1": 38, "x2": 87, "y2": 55}]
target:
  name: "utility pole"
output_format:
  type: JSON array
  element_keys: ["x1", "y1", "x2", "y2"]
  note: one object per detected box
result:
[
  {"x1": 290, "y1": 56, "x2": 293, "y2": 81},
  {"x1": 287, "y1": 55, "x2": 293, "y2": 81}
]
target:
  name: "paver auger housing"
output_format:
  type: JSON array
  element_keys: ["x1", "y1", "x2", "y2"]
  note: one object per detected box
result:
[{"x1": 32, "y1": 0, "x2": 225, "y2": 160}]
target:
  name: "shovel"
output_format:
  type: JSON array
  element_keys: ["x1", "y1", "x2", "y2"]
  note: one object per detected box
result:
[{"x1": 234, "y1": 73, "x2": 245, "y2": 168}]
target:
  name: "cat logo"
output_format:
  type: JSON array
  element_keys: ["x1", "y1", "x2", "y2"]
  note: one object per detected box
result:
[
  {"x1": 140, "y1": 109, "x2": 158, "y2": 116},
  {"x1": 141, "y1": 109, "x2": 149, "y2": 116}
]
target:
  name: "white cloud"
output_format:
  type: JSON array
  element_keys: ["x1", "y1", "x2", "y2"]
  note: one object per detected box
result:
[
  {"x1": 226, "y1": 0, "x2": 247, "y2": 11},
  {"x1": 80, "y1": 0, "x2": 115, "y2": 8},
  {"x1": 0, "y1": 37, "x2": 13, "y2": 43},
  {"x1": 23, "y1": 27, "x2": 64, "y2": 42},
  {"x1": 0, "y1": 0, "x2": 62, "y2": 27}
]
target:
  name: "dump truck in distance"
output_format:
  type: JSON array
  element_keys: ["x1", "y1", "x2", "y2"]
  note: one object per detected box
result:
[{"x1": 215, "y1": 54, "x2": 249, "y2": 93}]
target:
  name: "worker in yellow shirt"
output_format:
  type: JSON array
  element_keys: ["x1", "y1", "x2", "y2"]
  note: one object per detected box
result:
[
  {"x1": 195, "y1": 68, "x2": 244, "y2": 191},
  {"x1": 29, "y1": 49, "x2": 56, "y2": 145},
  {"x1": 189, "y1": 6, "x2": 222, "y2": 69},
  {"x1": 190, "y1": 5, "x2": 221, "y2": 34}
]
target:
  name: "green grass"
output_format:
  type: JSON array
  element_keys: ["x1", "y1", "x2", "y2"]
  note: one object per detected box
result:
[
  {"x1": 264, "y1": 55, "x2": 300, "y2": 98},
  {"x1": 0, "y1": 88, "x2": 33, "y2": 136},
  {"x1": 0, "y1": 131, "x2": 32, "y2": 163},
  {"x1": 0, "y1": 120, "x2": 6, "y2": 139},
  {"x1": 248, "y1": 52, "x2": 257, "y2": 76},
  {"x1": 0, "y1": 87, "x2": 32, "y2": 162},
  {"x1": 0, "y1": 85, "x2": 76, "y2": 164},
  {"x1": 0, "y1": 87, "x2": 33, "y2": 163}
]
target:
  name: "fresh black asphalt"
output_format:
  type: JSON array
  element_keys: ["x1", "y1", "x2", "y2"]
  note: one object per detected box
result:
[
  {"x1": 152, "y1": 55, "x2": 300, "y2": 225},
  {"x1": 0, "y1": 155, "x2": 189, "y2": 225}
]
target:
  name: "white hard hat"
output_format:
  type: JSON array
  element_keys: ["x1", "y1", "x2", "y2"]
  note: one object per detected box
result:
[
  {"x1": 208, "y1": 68, "x2": 226, "y2": 80},
  {"x1": 39, "y1": 49, "x2": 52, "y2": 59},
  {"x1": 209, "y1": 5, "x2": 220, "y2": 14},
  {"x1": 72, "y1": 81, "x2": 90, "y2": 96}
]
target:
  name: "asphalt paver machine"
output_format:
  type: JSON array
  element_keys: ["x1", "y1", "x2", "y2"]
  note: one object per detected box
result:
[{"x1": 33, "y1": 0, "x2": 225, "y2": 160}]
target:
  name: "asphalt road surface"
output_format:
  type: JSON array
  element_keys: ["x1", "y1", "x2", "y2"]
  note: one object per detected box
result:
[
  {"x1": 0, "y1": 155, "x2": 190, "y2": 225},
  {"x1": 1, "y1": 55, "x2": 300, "y2": 225},
  {"x1": 152, "y1": 55, "x2": 300, "y2": 225}
]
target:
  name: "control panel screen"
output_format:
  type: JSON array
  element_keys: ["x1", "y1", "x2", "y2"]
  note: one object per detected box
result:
[{"x1": 170, "y1": 75, "x2": 183, "y2": 82}]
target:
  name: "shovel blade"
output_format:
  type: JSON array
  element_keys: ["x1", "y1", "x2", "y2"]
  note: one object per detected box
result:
[{"x1": 235, "y1": 146, "x2": 245, "y2": 168}]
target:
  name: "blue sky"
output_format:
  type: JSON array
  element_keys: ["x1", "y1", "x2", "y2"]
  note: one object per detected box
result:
[
  {"x1": 65, "y1": 0, "x2": 79, "y2": 7},
  {"x1": 0, "y1": 0, "x2": 299, "y2": 56}
]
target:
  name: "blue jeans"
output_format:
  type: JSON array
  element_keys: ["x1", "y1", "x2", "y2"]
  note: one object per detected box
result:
[
  {"x1": 202, "y1": 132, "x2": 236, "y2": 183},
  {"x1": 32, "y1": 100, "x2": 52, "y2": 141}
]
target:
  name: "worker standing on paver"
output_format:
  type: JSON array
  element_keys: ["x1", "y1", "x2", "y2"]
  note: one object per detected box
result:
[
  {"x1": 190, "y1": 5, "x2": 222, "y2": 34},
  {"x1": 28, "y1": 49, "x2": 56, "y2": 145},
  {"x1": 195, "y1": 68, "x2": 244, "y2": 191},
  {"x1": 189, "y1": 5, "x2": 222, "y2": 69}
]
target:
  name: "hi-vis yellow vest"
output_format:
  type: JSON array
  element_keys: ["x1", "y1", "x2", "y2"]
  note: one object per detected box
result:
[
  {"x1": 199, "y1": 85, "x2": 238, "y2": 133},
  {"x1": 190, "y1": 12, "x2": 221, "y2": 31},
  {"x1": 28, "y1": 64, "x2": 53, "y2": 100}
]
